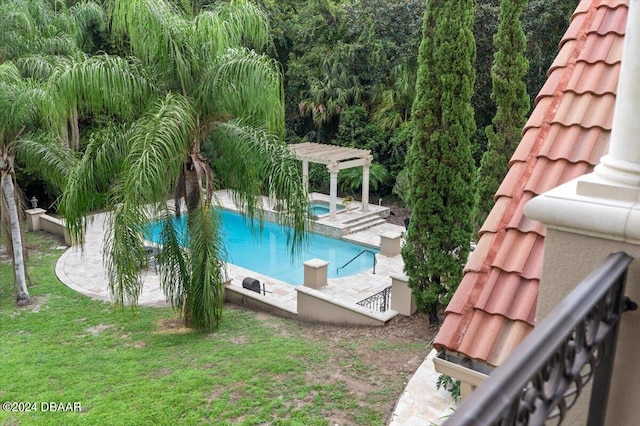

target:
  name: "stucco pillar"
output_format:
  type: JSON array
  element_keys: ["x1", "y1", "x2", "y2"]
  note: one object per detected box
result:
[
  {"x1": 524, "y1": 4, "x2": 640, "y2": 424},
  {"x1": 361, "y1": 156, "x2": 372, "y2": 213},
  {"x1": 390, "y1": 274, "x2": 416, "y2": 316},
  {"x1": 25, "y1": 208, "x2": 46, "y2": 232},
  {"x1": 303, "y1": 258, "x2": 328, "y2": 289},
  {"x1": 328, "y1": 163, "x2": 339, "y2": 221},
  {"x1": 380, "y1": 232, "x2": 402, "y2": 257}
]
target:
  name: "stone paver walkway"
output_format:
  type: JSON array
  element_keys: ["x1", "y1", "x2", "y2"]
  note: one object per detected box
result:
[{"x1": 389, "y1": 349, "x2": 457, "y2": 425}]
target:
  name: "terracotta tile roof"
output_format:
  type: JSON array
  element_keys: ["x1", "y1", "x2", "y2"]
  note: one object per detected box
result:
[{"x1": 433, "y1": 0, "x2": 628, "y2": 367}]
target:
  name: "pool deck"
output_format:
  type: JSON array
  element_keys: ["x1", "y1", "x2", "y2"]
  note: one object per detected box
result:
[
  {"x1": 53, "y1": 191, "x2": 454, "y2": 425},
  {"x1": 56, "y1": 191, "x2": 405, "y2": 309}
]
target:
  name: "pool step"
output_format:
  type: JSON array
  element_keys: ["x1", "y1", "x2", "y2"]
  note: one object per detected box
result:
[{"x1": 347, "y1": 217, "x2": 387, "y2": 234}]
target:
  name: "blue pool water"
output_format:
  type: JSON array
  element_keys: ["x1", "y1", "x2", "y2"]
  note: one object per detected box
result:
[
  {"x1": 310, "y1": 205, "x2": 330, "y2": 215},
  {"x1": 309, "y1": 202, "x2": 344, "y2": 216},
  {"x1": 145, "y1": 209, "x2": 377, "y2": 285}
]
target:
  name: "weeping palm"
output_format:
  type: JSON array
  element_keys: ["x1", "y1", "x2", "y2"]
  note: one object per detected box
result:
[
  {"x1": 60, "y1": 0, "x2": 308, "y2": 330},
  {"x1": 0, "y1": 62, "x2": 72, "y2": 303},
  {"x1": 0, "y1": 0, "x2": 103, "y2": 304}
]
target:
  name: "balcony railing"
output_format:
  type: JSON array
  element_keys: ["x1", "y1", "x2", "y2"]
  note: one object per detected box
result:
[{"x1": 444, "y1": 252, "x2": 635, "y2": 426}]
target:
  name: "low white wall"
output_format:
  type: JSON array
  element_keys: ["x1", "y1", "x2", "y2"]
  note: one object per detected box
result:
[
  {"x1": 296, "y1": 286, "x2": 396, "y2": 326},
  {"x1": 39, "y1": 215, "x2": 71, "y2": 246},
  {"x1": 224, "y1": 282, "x2": 398, "y2": 326},
  {"x1": 224, "y1": 283, "x2": 298, "y2": 320}
]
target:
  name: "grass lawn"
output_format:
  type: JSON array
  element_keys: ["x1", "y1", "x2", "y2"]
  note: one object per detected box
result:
[{"x1": 0, "y1": 231, "x2": 432, "y2": 426}]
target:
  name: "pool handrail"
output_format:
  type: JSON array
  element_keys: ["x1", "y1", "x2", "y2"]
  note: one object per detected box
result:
[{"x1": 336, "y1": 249, "x2": 376, "y2": 275}]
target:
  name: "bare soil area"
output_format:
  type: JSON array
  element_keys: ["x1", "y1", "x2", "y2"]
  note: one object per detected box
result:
[
  {"x1": 384, "y1": 199, "x2": 411, "y2": 228},
  {"x1": 250, "y1": 308, "x2": 436, "y2": 425}
]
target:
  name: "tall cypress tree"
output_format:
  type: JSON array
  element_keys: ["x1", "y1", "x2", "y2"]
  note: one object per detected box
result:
[
  {"x1": 476, "y1": 0, "x2": 530, "y2": 227},
  {"x1": 401, "y1": 0, "x2": 477, "y2": 323}
]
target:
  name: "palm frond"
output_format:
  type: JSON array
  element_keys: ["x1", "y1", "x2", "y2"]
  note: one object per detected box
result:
[
  {"x1": 119, "y1": 93, "x2": 195, "y2": 205},
  {"x1": 59, "y1": 124, "x2": 131, "y2": 244},
  {"x1": 108, "y1": 0, "x2": 193, "y2": 91},
  {"x1": 33, "y1": 34, "x2": 84, "y2": 60},
  {"x1": 52, "y1": 54, "x2": 157, "y2": 121},
  {"x1": 14, "y1": 134, "x2": 74, "y2": 192},
  {"x1": 70, "y1": 1, "x2": 108, "y2": 51},
  {"x1": 191, "y1": 0, "x2": 270, "y2": 58},
  {"x1": 184, "y1": 203, "x2": 226, "y2": 330},
  {"x1": 198, "y1": 47, "x2": 284, "y2": 134},
  {"x1": 103, "y1": 201, "x2": 147, "y2": 307},
  {"x1": 156, "y1": 207, "x2": 190, "y2": 309},
  {"x1": 0, "y1": 65, "x2": 41, "y2": 138},
  {"x1": 15, "y1": 55, "x2": 73, "y2": 81},
  {"x1": 0, "y1": 62, "x2": 23, "y2": 84},
  {"x1": 339, "y1": 163, "x2": 388, "y2": 193}
]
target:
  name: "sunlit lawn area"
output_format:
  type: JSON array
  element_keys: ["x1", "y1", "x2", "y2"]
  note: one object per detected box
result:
[{"x1": 1, "y1": 232, "x2": 429, "y2": 425}]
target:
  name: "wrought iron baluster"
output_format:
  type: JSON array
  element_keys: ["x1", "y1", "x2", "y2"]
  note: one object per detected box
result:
[{"x1": 356, "y1": 286, "x2": 392, "y2": 312}]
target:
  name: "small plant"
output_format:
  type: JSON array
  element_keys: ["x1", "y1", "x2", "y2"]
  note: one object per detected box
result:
[{"x1": 436, "y1": 374, "x2": 461, "y2": 402}]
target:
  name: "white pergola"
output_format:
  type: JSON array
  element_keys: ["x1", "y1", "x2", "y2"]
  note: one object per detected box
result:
[{"x1": 288, "y1": 142, "x2": 373, "y2": 220}]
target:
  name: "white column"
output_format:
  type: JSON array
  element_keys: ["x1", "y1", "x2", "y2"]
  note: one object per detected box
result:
[
  {"x1": 302, "y1": 160, "x2": 309, "y2": 194},
  {"x1": 361, "y1": 157, "x2": 372, "y2": 212},
  {"x1": 592, "y1": 1, "x2": 640, "y2": 187},
  {"x1": 328, "y1": 163, "x2": 339, "y2": 221}
]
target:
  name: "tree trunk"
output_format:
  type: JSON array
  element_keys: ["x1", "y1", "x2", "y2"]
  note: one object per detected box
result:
[
  {"x1": 70, "y1": 107, "x2": 80, "y2": 151},
  {"x1": 1, "y1": 172, "x2": 29, "y2": 302}
]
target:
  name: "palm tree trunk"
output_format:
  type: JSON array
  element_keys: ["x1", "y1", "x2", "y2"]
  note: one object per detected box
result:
[
  {"x1": 70, "y1": 107, "x2": 80, "y2": 151},
  {"x1": 1, "y1": 172, "x2": 29, "y2": 302}
]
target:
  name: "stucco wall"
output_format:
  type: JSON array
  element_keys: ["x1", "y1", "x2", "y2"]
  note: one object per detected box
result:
[{"x1": 539, "y1": 229, "x2": 640, "y2": 426}]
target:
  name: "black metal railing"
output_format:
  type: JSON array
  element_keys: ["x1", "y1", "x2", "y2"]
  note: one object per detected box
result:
[
  {"x1": 336, "y1": 249, "x2": 377, "y2": 275},
  {"x1": 357, "y1": 285, "x2": 392, "y2": 312},
  {"x1": 444, "y1": 252, "x2": 635, "y2": 426}
]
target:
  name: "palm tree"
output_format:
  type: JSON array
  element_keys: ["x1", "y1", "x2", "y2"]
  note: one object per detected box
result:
[
  {"x1": 0, "y1": 0, "x2": 103, "y2": 304},
  {"x1": 59, "y1": 0, "x2": 309, "y2": 330},
  {"x1": 0, "y1": 62, "x2": 72, "y2": 304},
  {"x1": 298, "y1": 57, "x2": 364, "y2": 142},
  {"x1": 339, "y1": 163, "x2": 388, "y2": 194},
  {"x1": 0, "y1": 63, "x2": 34, "y2": 303},
  {"x1": 370, "y1": 64, "x2": 416, "y2": 131}
]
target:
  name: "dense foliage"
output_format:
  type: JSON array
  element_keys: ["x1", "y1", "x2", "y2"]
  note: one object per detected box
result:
[
  {"x1": 401, "y1": 0, "x2": 477, "y2": 321},
  {"x1": 3, "y1": 0, "x2": 578, "y2": 205},
  {"x1": 0, "y1": 0, "x2": 579, "y2": 318},
  {"x1": 476, "y1": 0, "x2": 530, "y2": 228}
]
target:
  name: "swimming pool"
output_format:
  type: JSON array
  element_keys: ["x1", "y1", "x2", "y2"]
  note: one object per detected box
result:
[{"x1": 145, "y1": 209, "x2": 377, "y2": 285}]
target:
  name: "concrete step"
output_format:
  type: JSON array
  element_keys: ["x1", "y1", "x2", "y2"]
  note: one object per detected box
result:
[
  {"x1": 342, "y1": 210, "x2": 387, "y2": 225},
  {"x1": 349, "y1": 218, "x2": 387, "y2": 234}
]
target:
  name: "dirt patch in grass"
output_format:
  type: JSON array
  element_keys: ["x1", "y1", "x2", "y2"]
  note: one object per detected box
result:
[
  {"x1": 14, "y1": 294, "x2": 49, "y2": 311},
  {"x1": 304, "y1": 313, "x2": 434, "y2": 424},
  {"x1": 85, "y1": 323, "x2": 113, "y2": 336},
  {"x1": 239, "y1": 307, "x2": 436, "y2": 424},
  {"x1": 155, "y1": 317, "x2": 192, "y2": 334}
]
